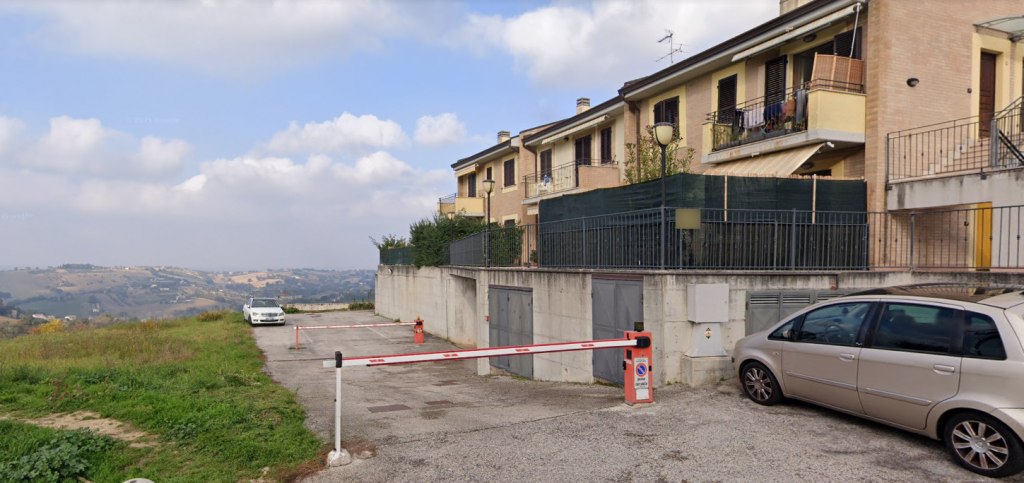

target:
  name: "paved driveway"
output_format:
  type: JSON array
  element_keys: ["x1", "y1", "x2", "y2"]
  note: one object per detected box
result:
[{"x1": 253, "y1": 311, "x2": 1011, "y2": 482}]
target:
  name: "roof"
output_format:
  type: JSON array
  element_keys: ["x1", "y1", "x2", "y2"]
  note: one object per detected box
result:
[
  {"x1": 451, "y1": 139, "x2": 514, "y2": 170},
  {"x1": 523, "y1": 96, "x2": 624, "y2": 146},
  {"x1": 977, "y1": 15, "x2": 1024, "y2": 40},
  {"x1": 848, "y1": 283, "x2": 1024, "y2": 308},
  {"x1": 618, "y1": 0, "x2": 852, "y2": 99}
]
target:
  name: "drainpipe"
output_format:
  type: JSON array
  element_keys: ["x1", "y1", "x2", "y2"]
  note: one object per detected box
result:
[{"x1": 628, "y1": 100, "x2": 642, "y2": 181}]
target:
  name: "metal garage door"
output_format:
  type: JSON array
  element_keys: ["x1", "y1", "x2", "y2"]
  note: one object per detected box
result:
[
  {"x1": 592, "y1": 276, "x2": 643, "y2": 384},
  {"x1": 489, "y1": 286, "x2": 533, "y2": 378},
  {"x1": 745, "y1": 290, "x2": 851, "y2": 334}
]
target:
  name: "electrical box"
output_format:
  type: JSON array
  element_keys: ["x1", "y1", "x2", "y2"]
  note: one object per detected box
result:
[{"x1": 686, "y1": 283, "x2": 729, "y2": 323}]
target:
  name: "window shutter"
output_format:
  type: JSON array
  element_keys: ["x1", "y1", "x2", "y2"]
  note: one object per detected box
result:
[
  {"x1": 717, "y1": 75, "x2": 738, "y2": 124},
  {"x1": 540, "y1": 150, "x2": 552, "y2": 176},
  {"x1": 764, "y1": 56, "x2": 787, "y2": 104},
  {"x1": 833, "y1": 27, "x2": 862, "y2": 60}
]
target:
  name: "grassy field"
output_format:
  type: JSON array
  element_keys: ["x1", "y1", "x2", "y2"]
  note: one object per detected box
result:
[{"x1": 0, "y1": 312, "x2": 323, "y2": 482}]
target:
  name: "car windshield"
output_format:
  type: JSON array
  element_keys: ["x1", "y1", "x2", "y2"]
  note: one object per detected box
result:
[{"x1": 251, "y1": 299, "x2": 279, "y2": 308}]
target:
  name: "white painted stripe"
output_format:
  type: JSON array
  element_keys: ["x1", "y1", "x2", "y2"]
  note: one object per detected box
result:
[{"x1": 333, "y1": 338, "x2": 637, "y2": 368}]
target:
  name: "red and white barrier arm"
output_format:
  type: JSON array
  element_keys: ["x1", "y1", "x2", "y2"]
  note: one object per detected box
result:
[
  {"x1": 301, "y1": 322, "x2": 416, "y2": 330},
  {"x1": 323, "y1": 338, "x2": 638, "y2": 368}
]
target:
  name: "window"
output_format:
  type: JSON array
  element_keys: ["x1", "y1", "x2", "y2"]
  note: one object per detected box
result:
[
  {"x1": 768, "y1": 320, "x2": 795, "y2": 340},
  {"x1": 540, "y1": 150, "x2": 552, "y2": 178},
  {"x1": 574, "y1": 135, "x2": 592, "y2": 165},
  {"x1": 486, "y1": 166, "x2": 493, "y2": 181},
  {"x1": 794, "y1": 43, "x2": 834, "y2": 87},
  {"x1": 503, "y1": 159, "x2": 515, "y2": 187},
  {"x1": 598, "y1": 126, "x2": 610, "y2": 163},
  {"x1": 794, "y1": 302, "x2": 872, "y2": 346},
  {"x1": 764, "y1": 56, "x2": 787, "y2": 105},
  {"x1": 964, "y1": 312, "x2": 1006, "y2": 360},
  {"x1": 716, "y1": 75, "x2": 738, "y2": 125},
  {"x1": 466, "y1": 172, "x2": 477, "y2": 197},
  {"x1": 653, "y1": 97, "x2": 679, "y2": 136},
  {"x1": 503, "y1": 219, "x2": 515, "y2": 227},
  {"x1": 872, "y1": 303, "x2": 956, "y2": 355}
]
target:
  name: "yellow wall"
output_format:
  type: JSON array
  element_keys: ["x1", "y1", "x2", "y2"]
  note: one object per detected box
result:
[
  {"x1": 807, "y1": 89, "x2": 866, "y2": 133},
  {"x1": 710, "y1": 63, "x2": 746, "y2": 113}
]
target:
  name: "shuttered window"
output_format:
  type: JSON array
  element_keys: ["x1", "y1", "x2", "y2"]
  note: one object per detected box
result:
[
  {"x1": 467, "y1": 172, "x2": 477, "y2": 197},
  {"x1": 539, "y1": 149, "x2": 552, "y2": 177},
  {"x1": 574, "y1": 135, "x2": 592, "y2": 165},
  {"x1": 654, "y1": 96, "x2": 680, "y2": 138},
  {"x1": 600, "y1": 127, "x2": 613, "y2": 163},
  {"x1": 503, "y1": 159, "x2": 515, "y2": 187},
  {"x1": 833, "y1": 27, "x2": 863, "y2": 60},
  {"x1": 717, "y1": 75, "x2": 738, "y2": 124},
  {"x1": 765, "y1": 56, "x2": 787, "y2": 104}
]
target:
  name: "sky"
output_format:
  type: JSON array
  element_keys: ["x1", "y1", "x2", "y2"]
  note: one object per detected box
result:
[{"x1": 0, "y1": 0, "x2": 777, "y2": 271}]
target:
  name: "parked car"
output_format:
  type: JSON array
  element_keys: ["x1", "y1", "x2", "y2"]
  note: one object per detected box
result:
[
  {"x1": 242, "y1": 297, "x2": 285, "y2": 326},
  {"x1": 733, "y1": 284, "x2": 1024, "y2": 478}
]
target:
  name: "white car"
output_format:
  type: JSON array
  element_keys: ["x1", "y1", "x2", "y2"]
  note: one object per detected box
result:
[{"x1": 242, "y1": 297, "x2": 285, "y2": 326}]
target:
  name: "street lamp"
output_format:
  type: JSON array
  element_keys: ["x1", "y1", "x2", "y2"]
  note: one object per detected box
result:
[
  {"x1": 483, "y1": 178, "x2": 496, "y2": 267},
  {"x1": 653, "y1": 122, "x2": 674, "y2": 270}
]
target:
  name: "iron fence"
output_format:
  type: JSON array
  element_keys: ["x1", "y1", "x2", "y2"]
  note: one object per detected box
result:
[
  {"x1": 888, "y1": 96, "x2": 1024, "y2": 182},
  {"x1": 523, "y1": 158, "x2": 619, "y2": 199},
  {"x1": 443, "y1": 205, "x2": 1024, "y2": 271}
]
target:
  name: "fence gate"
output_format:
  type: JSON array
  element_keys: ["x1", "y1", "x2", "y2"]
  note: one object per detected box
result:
[
  {"x1": 488, "y1": 286, "x2": 534, "y2": 378},
  {"x1": 592, "y1": 275, "x2": 643, "y2": 384},
  {"x1": 745, "y1": 290, "x2": 851, "y2": 334}
]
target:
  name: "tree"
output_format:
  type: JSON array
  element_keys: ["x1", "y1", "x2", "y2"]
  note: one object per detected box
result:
[
  {"x1": 369, "y1": 234, "x2": 409, "y2": 251},
  {"x1": 624, "y1": 125, "x2": 695, "y2": 184},
  {"x1": 408, "y1": 214, "x2": 486, "y2": 267}
]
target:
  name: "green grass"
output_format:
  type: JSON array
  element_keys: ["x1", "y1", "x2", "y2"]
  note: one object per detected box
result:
[{"x1": 0, "y1": 313, "x2": 323, "y2": 482}]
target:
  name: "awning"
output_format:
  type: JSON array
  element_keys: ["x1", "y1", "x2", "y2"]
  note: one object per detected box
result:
[
  {"x1": 731, "y1": 4, "x2": 859, "y2": 62},
  {"x1": 702, "y1": 143, "x2": 823, "y2": 176},
  {"x1": 976, "y1": 16, "x2": 1024, "y2": 40},
  {"x1": 454, "y1": 163, "x2": 478, "y2": 177}
]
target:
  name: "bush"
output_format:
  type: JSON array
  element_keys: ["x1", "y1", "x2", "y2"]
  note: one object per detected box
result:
[
  {"x1": 0, "y1": 429, "x2": 116, "y2": 483},
  {"x1": 409, "y1": 214, "x2": 486, "y2": 267},
  {"x1": 197, "y1": 310, "x2": 230, "y2": 322},
  {"x1": 348, "y1": 301, "x2": 374, "y2": 311},
  {"x1": 29, "y1": 320, "x2": 65, "y2": 335},
  {"x1": 281, "y1": 306, "x2": 301, "y2": 314}
]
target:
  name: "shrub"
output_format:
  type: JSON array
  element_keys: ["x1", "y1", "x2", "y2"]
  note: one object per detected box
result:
[
  {"x1": 281, "y1": 306, "x2": 301, "y2": 314},
  {"x1": 409, "y1": 214, "x2": 486, "y2": 267},
  {"x1": 197, "y1": 310, "x2": 230, "y2": 322},
  {"x1": 0, "y1": 429, "x2": 116, "y2": 483},
  {"x1": 348, "y1": 301, "x2": 374, "y2": 311},
  {"x1": 624, "y1": 125, "x2": 694, "y2": 184},
  {"x1": 29, "y1": 320, "x2": 65, "y2": 335}
]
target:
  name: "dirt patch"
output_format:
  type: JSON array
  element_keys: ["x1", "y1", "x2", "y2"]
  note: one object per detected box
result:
[
  {"x1": 342, "y1": 438, "x2": 378, "y2": 459},
  {"x1": 3, "y1": 411, "x2": 158, "y2": 448}
]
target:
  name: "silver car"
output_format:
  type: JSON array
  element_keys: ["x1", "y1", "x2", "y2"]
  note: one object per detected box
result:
[{"x1": 733, "y1": 284, "x2": 1024, "y2": 478}]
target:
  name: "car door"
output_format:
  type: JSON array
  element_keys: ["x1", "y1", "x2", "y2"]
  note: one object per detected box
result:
[
  {"x1": 858, "y1": 301, "x2": 962, "y2": 430},
  {"x1": 782, "y1": 300, "x2": 875, "y2": 414}
]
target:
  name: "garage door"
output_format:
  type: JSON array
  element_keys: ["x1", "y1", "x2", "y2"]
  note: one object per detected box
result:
[
  {"x1": 592, "y1": 276, "x2": 643, "y2": 384},
  {"x1": 488, "y1": 286, "x2": 533, "y2": 378}
]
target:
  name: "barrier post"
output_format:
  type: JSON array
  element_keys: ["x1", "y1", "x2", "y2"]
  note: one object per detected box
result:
[
  {"x1": 326, "y1": 351, "x2": 350, "y2": 466},
  {"x1": 295, "y1": 325, "x2": 301, "y2": 350},
  {"x1": 623, "y1": 330, "x2": 653, "y2": 405},
  {"x1": 413, "y1": 317, "x2": 425, "y2": 344}
]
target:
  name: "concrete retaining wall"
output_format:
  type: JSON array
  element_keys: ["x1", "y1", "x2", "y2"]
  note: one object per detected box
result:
[
  {"x1": 376, "y1": 265, "x2": 1024, "y2": 387},
  {"x1": 287, "y1": 303, "x2": 350, "y2": 311}
]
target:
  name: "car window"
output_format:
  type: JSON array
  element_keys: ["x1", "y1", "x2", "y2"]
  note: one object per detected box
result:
[
  {"x1": 768, "y1": 320, "x2": 795, "y2": 340},
  {"x1": 963, "y1": 312, "x2": 1006, "y2": 360},
  {"x1": 252, "y1": 299, "x2": 278, "y2": 308},
  {"x1": 794, "y1": 302, "x2": 872, "y2": 346},
  {"x1": 871, "y1": 303, "x2": 956, "y2": 355}
]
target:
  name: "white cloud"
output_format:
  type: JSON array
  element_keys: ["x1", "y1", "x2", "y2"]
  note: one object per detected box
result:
[
  {"x1": 453, "y1": 0, "x2": 777, "y2": 88},
  {"x1": 0, "y1": 116, "x2": 26, "y2": 157},
  {"x1": 333, "y1": 151, "x2": 413, "y2": 184},
  {"x1": 11, "y1": 1, "x2": 456, "y2": 77},
  {"x1": 138, "y1": 136, "x2": 190, "y2": 175},
  {"x1": 414, "y1": 113, "x2": 467, "y2": 147},
  {"x1": 264, "y1": 113, "x2": 407, "y2": 155},
  {"x1": 32, "y1": 116, "x2": 111, "y2": 171}
]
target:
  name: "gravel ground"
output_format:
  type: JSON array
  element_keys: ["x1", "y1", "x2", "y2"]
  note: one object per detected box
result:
[{"x1": 253, "y1": 311, "x2": 1019, "y2": 482}]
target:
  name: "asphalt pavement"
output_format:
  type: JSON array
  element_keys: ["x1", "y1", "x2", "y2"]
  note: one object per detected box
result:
[{"x1": 252, "y1": 310, "x2": 1014, "y2": 482}]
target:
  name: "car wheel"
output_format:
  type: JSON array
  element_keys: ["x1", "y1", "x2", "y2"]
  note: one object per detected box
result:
[
  {"x1": 944, "y1": 412, "x2": 1024, "y2": 478},
  {"x1": 740, "y1": 361, "x2": 783, "y2": 406}
]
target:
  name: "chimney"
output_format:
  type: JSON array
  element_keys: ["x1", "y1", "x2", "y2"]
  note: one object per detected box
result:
[
  {"x1": 779, "y1": 0, "x2": 813, "y2": 15},
  {"x1": 497, "y1": 130, "x2": 511, "y2": 143},
  {"x1": 576, "y1": 97, "x2": 591, "y2": 114}
]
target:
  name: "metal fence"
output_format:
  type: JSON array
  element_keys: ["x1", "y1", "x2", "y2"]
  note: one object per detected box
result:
[
  {"x1": 379, "y1": 246, "x2": 413, "y2": 265},
  {"x1": 444, "y1": 205, "x2": 1024, "y2": 271},
  {"x1": 523, "y1": 158, "x2": 619, "y2": 199},
  {"x1": 888, "y1": 96, "x2": 1024, "y2": 182}
]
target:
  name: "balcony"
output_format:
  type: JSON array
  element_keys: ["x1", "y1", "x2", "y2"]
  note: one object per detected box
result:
[
  {"x1": 886, "y1": 96, "x2": 1024, "y2": 211},
  {"x1": 703, "y1": 55, "x2": 866, "y2": 164},
  {"x1": 438, "y1": 192, "x2": 485, "y2": 217},
  {"x1": 522, "y1": 158, "x2": 620, "y2": 202}
]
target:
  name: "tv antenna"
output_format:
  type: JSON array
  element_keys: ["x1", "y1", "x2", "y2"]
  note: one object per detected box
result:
[{"x1": 656, "y1": 29, "x2": 685, "y2": 64}]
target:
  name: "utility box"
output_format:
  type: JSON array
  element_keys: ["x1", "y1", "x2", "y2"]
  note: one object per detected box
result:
[
  {"x1": 686, "y1": 284, "x2": 729, "y2": 358},
  {"x1": 686, "y1": 284, "x2": 729, "y2": 323}
]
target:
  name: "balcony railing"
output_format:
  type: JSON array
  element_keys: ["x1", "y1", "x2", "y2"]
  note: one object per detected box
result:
[
  {"x1": 887, "y1": 96, "x2": 1024, "y2": 182},
  {"x1": 707, "y1": 79, "x2": 864, "y2": 152},
  {"x1": 523, "y1": 158, "x2": 618, "y2": 199},
  {"x1": 438, "y1": 193, "x2": 456, "y2": 215}
]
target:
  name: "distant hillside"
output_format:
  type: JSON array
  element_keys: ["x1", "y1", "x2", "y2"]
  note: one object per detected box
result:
[{"x1": 0, "y1": 265, "x2": 375, "y2": 320}]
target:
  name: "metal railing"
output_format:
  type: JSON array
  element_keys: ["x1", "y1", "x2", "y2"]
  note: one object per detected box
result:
[
  {"x1": 523, "y1": 158, "x2": 618, "y2": 199},
  {"x1": 438, "y1": 193, "x2": 456, "y2": 204},
  {"x1": 443, "y1": 205, "x2": 1024, "y2": 271},
  {"x1": 888, "y1": 96, "x2": 1024, "y2": 182},
  {"x1": 707, "y1": 80, "x2": 864, "y2": 152},
  {"x1": 379, "y1": 246, "x2": 413, "y2": 265}
]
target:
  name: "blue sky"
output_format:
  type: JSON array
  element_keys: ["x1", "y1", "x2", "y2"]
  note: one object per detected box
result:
[{"x1": 0, "y1": 0, "x2": 777, "y2": 270}]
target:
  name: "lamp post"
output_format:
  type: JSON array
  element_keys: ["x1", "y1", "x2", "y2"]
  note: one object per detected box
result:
[
  {"x1": 483, "y1": 178, "x2": 496, "y2": 267},
  {"x1": 653, "y1": 122, "x2": 674, "y2": 270}
]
